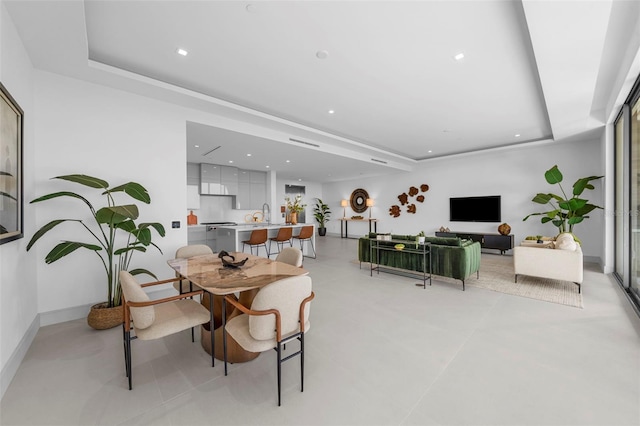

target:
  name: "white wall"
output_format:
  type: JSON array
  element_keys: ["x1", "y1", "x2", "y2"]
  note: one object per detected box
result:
[
  {"x1": 322, "y1": 137, "x2": 605, "y2": 263},
  {"x1": 0, "y1": 0, "x2": 38, "y2": 397}
]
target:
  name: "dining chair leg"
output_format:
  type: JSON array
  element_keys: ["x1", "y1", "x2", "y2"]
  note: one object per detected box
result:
[
  {"x1": 300, "y1": 333, "x2": 305, "y2": 393},
  {"x1": 209, "y1": 294, "x2": 214, "y2": 367},
  {"x1": 122, "y1": 323, "x2": 128, "y2": 376},
  {"x1": 277, "y1": 341, "x2": 282, "y2": 406},
  {"x1": 222, "y1": 299, "x2": 228, "y2": 376},
  {"x1": 125, "y1": 330, "x2": 132, "y2": 390}
]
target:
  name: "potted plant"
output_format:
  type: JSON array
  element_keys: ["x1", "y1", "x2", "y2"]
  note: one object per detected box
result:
[
  {"x1": 312, "y1": 198, "x2": 331, "y2": 236},
  {"x1": 523, "y1": 165, "x2": 603, "y2": 235},
  {"x1": 26, "y1": 174, "x2": 165, "y2": 329},
  {"x1": 416, "y1": 231, "x2": 426, "y2": 244},
  {"x1": 285, "y1": 195, "x2": 306, "y2": 225}
]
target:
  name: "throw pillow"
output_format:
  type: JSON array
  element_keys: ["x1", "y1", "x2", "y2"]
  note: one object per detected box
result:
[{"x1": 555, "y1": 233, "x2": 577, "y2": 251}]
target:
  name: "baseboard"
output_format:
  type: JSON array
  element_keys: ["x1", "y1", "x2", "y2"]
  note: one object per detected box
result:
[
  {"x1": 1, "y1": 315, "x2": 39, "y2": 400},
  {"x1": 39, "y1": 303, "x2": 93, "y2": 327}
]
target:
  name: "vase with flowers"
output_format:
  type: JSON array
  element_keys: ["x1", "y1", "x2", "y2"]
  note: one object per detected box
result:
[{"x1": 285, "y1": 195, "x2": 306, "y2": 224}]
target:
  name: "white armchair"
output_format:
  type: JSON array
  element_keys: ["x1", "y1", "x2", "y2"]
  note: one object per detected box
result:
[{"x1": 513, "y1": 244, "x2": 583, "y2": 293}]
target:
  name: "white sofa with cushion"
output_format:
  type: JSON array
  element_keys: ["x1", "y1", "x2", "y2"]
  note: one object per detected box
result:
[{"x1": 513, "y1": 234, "x2": 583, "y2": 293}]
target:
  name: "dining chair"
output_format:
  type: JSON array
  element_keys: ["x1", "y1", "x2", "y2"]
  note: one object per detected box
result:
[
  {"x1": 268, "y1": 226, "x2": 293, "y2": 256},
  {"x1": 292, "y1": 225, "x2": 316, "y2": 259},
  {"x1": 275, "y1": 247, "x2": 303, "y2": 267},
  {"x1": 173, "y1": 244, "x2": 213, "y2": 294},
  {"x1": 120, "y1": 271, "x2": 214, "y2": 390},
  {"x1": 222, "y1": 275, "x2": 314, "y2": 406},
  {"x1": 242, "y1": 228, "x2": 269, "y2": 257}
]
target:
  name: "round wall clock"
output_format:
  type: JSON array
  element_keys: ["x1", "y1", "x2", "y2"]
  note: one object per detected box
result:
[{"x1": 350, "y1": 188, "x2": 369, "y2": 213}]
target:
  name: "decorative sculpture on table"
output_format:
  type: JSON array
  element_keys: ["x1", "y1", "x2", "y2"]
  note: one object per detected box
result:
[{"x1": 218, "y1": 251, "x2": 248, "y2": 268}]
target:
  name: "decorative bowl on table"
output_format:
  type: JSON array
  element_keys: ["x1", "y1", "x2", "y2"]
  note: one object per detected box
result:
[
  {"x1": 351, "y1": 215, "x2": 364, "y2": 220},
  {"x1": 394, "y1": 243, "x2": 405, "y2": 251},
  {"x1": 218, "y1": 251, "x2": 249, "y2": 268}
]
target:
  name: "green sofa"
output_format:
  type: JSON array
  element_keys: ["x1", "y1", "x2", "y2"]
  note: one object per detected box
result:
[{"x1": 358, "y1": 234, "x2": 481, "y2": 290}]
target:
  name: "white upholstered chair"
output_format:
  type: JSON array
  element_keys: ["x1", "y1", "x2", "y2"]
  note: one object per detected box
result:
[
  {"x1": 275, "y1": 247, "x2": 303, "y2": 267},
  {"x1": 513, "y1": 234, "x2": 583, "y2": 293},
  {"x1": 173, "y1": 244, "x2": 213, "y2": 294},
  {"x1": 222, "y1": 275, "x2": 315, "y2": 406},
  {"x1": 120, "y1": 271, "x2": 214, "y2": 390}
]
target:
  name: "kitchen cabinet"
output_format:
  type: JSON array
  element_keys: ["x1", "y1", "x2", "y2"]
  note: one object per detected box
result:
[
  {"x1": 200, "y1": 163, "x2": 239, "y2": 195},
  {"x1": 187, "y1": 163, "x2": 200, "y2": 186},
  {"x1": 187, "y1": 185, "x2": 200, "y2": 210},
  {"x1": 200, "y1": 163, "x2": 221, "y2": 195},
  {"x1": 220, "y1": 165, "x2": 238, "y2": 195},
  {"x1": 187, "y1": 225, "x2": 217, "y2": 252},
  {"x1": 235, "y1": 169, "x2": 266, "y2": 209}
]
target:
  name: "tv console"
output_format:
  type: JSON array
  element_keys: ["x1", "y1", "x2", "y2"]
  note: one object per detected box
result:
[{"x1": 435, "y1": 231, "x2": 514, "y2": 254}]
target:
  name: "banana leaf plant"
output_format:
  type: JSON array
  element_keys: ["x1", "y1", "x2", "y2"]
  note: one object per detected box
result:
[
  {"x1": 26, "y1": 175, "x2": 165, "y2": 307},
  {"x1": 523, "y1": 165, "x2": 603, "y2": 234}
]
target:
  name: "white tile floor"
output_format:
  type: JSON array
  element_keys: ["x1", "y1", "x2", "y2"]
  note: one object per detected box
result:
[{"x1": 2, "y1": 236, "x2": 639, "y2": 425}]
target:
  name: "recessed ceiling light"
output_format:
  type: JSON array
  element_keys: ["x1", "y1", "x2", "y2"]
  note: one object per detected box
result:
[
  {"x1": 247, "y1": 153, "x2": 252, "y2": 157},
  {"x1": 286, "y1": 160, "x2": 290, "y2": 163},
  {"x1": 515, "y1": 134, "x2": 521, "y2": 137},
  {"x1": 266, "y1": 165, "x2": 270, "y2": 168},
  {"x1": 454, "y1": 53, "x2": 464, "y2": 61},
  {"x1": 328, "y1": 110, "x2": 335, "y2": 114},
  {"x1": 316, "y1": 50, "x2": 329, "y2": 59},
  {"x1": 194, "y1": 144, "x2": 199, "y2": 148},
  {"x1": 298, "y1": 179, "x2": 302, "y2": 182},
  {"x1": 228, "y1": 160, "x2": 233, "y2": 163},
  {"x1": 428, "y1": 150, "x2": 432, "y2": 153},
  {"x1": 177, "y1": 48, "x2": 188, "y2": 56}
]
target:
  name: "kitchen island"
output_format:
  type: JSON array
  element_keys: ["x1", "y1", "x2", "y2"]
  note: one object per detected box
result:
[{"x1": 216, "y1": 223, "x2": 315, "y2": 257}]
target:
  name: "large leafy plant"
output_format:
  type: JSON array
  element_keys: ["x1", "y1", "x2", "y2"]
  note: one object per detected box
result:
[
  {"x1": 523, "y1": 165, "x2": 603, "y2": 233},
  {"x1": 312, "y1": 198, "x2": 331, "y2": 228},
  {"x1": 26, "y1": 175, "x2": 165, "y2": 307}
]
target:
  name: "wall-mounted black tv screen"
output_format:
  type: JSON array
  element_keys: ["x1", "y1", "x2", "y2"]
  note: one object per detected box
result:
[{"x1": 450, "y1": 195, "x2": 501, "y2": 222}]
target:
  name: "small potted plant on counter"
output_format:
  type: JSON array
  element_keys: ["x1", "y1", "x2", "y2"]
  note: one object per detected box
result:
[
  {"x1": 313, "y1": 198, "x2": 331, "y2": 236},
  {"x1": 285, "y1": 195, "x2": 306, "y2": 225}
]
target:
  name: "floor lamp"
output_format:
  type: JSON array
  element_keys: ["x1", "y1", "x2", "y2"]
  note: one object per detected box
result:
[{"x1": 341, "y1": 199, "x2": 348, "y2": 218}]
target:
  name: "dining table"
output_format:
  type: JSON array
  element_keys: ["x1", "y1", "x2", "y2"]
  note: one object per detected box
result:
[{"x1": 167, "y1": 252, "x2": 308, "y2": 363}]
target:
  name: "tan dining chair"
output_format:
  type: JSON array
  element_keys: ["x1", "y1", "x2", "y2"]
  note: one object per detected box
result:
[
  {"x1": 242, "y1": 228, "x2": 269, "y2": 257},
  {"x1": 275, "y1": 247, "x2": 303, "y2": 268},
  {"x1": 222, "y1": 275, "x2": 314, "y2": 406},
  {"x1": 292, "y1": 225, "x2": 316, "y2": 259},
  {"x1": 120, "y1": 270, "x2": 214, "y2": 390},
  {"x1": 269, "y1": 227, "x2": 293, "y2": 256},
  {"x1": 173, "y1": 244, "x2": 213, "y2": 294}
]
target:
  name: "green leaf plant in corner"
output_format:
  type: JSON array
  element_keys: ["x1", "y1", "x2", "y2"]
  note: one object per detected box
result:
[
  {"x1": 523, "y1": 165, "x2": 604, "y2": 234},
  {"x1": 26, "y1": 174, "x2": 166, "y2": 309}
]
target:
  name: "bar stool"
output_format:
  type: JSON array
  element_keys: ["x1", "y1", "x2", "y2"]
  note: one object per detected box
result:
[
  {"x1": 292, "y1": 225, "x2": 316, "y2": 259},
  {"x1": 242, "y1": 228, "x2": 269, "y2": 257},
  {"x1": 268, "y1": 227, "x2": 293, "y2": 256}
]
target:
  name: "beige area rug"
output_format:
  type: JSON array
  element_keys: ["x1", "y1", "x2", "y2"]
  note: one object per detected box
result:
[{"x1": 356, "y1": 254, "x2": 584, "y2": 308}]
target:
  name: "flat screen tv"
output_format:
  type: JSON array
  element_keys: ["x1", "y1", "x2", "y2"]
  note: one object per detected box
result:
[{"x1": 450, "y1": 195, "x2": 501, "y2": 222}]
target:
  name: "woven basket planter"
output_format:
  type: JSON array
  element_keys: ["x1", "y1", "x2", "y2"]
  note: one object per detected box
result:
[{"x1": 87, "y1": 302, "x2": 123, "y2": 330}]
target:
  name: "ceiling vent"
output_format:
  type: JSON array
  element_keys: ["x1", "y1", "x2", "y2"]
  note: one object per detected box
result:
[
  {"x1": 289, "y1": 137, "x2": 320, "y2": 148},
  {"x1": 371, "y1": 158, "x2": 388, "y2": 164},
  {"x1": 202, "y1": 146, "x2": 222, "y2": 156}
]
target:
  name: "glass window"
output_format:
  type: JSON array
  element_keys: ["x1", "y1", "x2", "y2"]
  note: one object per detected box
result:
[
  {"x1": 615, "y1": 114, "x2": 626, "y2": 283},
  {"x1": 631, "y1": 96, "x2": 640, "y2": 300}
]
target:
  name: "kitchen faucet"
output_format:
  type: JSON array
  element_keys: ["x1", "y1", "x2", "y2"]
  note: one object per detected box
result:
[{"x1": 262, "y1": 203, "x2": 271, "y2": 225}]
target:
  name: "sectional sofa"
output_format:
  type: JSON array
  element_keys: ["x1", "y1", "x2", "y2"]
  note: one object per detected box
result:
[{"x1": 358, "y1": 234, "x2": 482, "y2": 290}]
